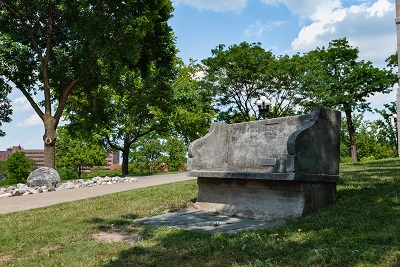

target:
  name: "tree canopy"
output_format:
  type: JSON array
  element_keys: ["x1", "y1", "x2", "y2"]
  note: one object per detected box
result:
[
  {"x1": 0, "y1": 84, "x2": 11, "y2": 137},
  {"x1": 304, "y1": 38, "x2": 396, "y2": 161},
  {"x1": 201, "y1": 42, "x2": 309, "y2": 123},
  {"x1": 0, "y1": 0, "x2": 175, "y2": 168}
]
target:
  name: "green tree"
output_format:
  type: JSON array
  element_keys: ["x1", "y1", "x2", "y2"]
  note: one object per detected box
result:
[
  {"x1": 163, "y1": 135, "x2": 187, "y2": 171},
  {"x1": 56, "y1": 128, "x2": 108, "y2": 179},
  {"x1": 374, "y1": 102, "x2": 398, "y2": 157},
  {"x1": 201, "y1": 42, "x2": 274, "y2": 123},
  {"x1": 304, "y1": 38, "x2": 396, "y2": 162},
  {"x1": 169, "y1": 59, "x2": 216, "y2": 144},
  {"x1": 65, "y1": 59, "x2": 176, "y2": 175},
  {"x1": 129, "y1": 133, "x2": 187, "y2": 173},
  {"x1": 0, "y1": 160, "x2": 7, "y2": 181},
  {"x1": 201, "y1": 42, "x2": 307, "y2": 123},
  {"x1": 5, "y1": 151, "x2": 35, "y2": 184},
  {"x1": 130, "y1": 133, "x2": 166, "y2": 173},
  {"x1": 0, "y1": 0, "x2": 175, "y2": 168},
  {"x1": 0, "y1": 83, "x2": 12, "y2": 137}
]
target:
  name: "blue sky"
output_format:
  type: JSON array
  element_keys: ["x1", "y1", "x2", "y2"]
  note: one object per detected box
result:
[{"x1": 1, "y1": 0, "x2": 397, "y2": 150}]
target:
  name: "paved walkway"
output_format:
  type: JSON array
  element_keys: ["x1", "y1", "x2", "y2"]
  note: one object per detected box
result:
[
  {"x1": 0, "y1": 173, "x2": 193, "y2": 215},
  {"x1": 0, "y1": 173, "x2": 285, "y2": 233}
]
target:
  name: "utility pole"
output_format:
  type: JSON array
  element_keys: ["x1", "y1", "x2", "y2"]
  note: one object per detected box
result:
[{"x1": 396, "y1": 0, "x2": 400, "y2": 156}]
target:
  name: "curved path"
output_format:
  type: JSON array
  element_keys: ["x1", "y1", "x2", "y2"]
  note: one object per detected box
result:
[{"x1": 0, "y1": 173, "x2": 194, "y2": 215}]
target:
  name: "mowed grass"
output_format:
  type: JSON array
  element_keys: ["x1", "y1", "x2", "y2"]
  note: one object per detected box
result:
[{"x1": 1, "y1": 159, "x2": 400, "y2": 266}]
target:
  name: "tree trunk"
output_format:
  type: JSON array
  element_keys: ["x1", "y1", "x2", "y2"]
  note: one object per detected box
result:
[
  {"x1": 121, "y1": 146, "x2": 130, "y2": 175},
  {"x1": 345, "y1": 109, "x2": 358, "y2": 162},
  {"x1": 43, "y1": 114, "x2": 57, "y2": 168}
]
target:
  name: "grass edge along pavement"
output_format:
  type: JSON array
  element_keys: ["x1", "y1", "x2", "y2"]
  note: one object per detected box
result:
[{"x1": 0, "y1": 158, "x2": 399, "y2": 266}]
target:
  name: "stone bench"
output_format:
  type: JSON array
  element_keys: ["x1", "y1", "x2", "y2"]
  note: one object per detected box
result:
[{"x1": 187, "y1": 107, "x2": 341, "y2": 220}]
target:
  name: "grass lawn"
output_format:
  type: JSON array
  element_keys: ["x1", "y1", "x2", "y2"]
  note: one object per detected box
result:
[{"x1": 1, "y1": 158, "x2": 400, "y2": 266}]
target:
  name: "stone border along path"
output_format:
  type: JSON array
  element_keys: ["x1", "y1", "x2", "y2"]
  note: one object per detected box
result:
[
  {"x1": 0, "y1": 172, "x2": 285, "y2": 234},
  {"x1": 0, "y1": 176, "x2": 139, "y2": 198}
]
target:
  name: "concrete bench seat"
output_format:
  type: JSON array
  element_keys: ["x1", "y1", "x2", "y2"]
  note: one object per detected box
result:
[{"x1": 187, "y1": 108, "x2": 341, "y2": 220}]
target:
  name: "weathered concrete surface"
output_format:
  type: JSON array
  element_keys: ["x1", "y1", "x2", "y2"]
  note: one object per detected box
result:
[
  {"x1": 188, "y1": 108, "x2": 341, "y2": 181},
  {"x1": 187, "y1": 108, "x2": 341, "y2": 220},
  {"x1": 134, "y1": 209, "x2": 285, "y2": 234},
  {"x1": 195, "y1": 177, "x2": 336, "y2": 220}
]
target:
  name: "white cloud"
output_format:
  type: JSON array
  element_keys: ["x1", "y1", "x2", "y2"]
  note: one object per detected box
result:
[
  {"x1": 261, "y1": 0, "x2": 342, "y2": 20},
  {"x1": 244, "y1": 20, "x2": 287, "y2": 38},
  {"x1": 16, "y1": 113, "x2": 42, "y2": 127},
  {"x1": 288, "y1": 0, "x2": 395, "y2": 67},
  {"x1": 173, "y1": 0, "x2": 247, "y2": 13},
  {"x1": 12, "y1": 97, "x2": 34, "y2": 112}
]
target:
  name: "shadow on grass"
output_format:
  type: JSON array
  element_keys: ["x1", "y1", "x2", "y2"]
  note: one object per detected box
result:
[{"x1": 88, "y1": 160, "x2": 400, "y2": 266}]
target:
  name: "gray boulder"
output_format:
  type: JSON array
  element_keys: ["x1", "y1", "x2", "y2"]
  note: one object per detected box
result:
[{"x1": 27, "y1": 167, "x2": 61, "y2": 188}]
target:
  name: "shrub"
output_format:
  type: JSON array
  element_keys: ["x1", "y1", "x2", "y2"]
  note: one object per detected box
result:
[
  {"x1": 4, "y1": 151, "x2": 35, "y2": 184},
  {"x1": 57, "y1": 167, "x2": 78, "y2": 181}
]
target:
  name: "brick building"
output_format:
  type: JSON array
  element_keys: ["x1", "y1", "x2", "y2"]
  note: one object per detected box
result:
[{"x1": 0, "y1": 145, "x2": 120, "y2": 170}]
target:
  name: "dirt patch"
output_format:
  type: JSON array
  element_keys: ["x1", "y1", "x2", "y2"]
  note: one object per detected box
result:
[
  {"x1": 92, "y1": 227, "x2": 142, "y2": 243},
  {"x1": 0, "y1": 253, "x2": 12, "y2": 263}
]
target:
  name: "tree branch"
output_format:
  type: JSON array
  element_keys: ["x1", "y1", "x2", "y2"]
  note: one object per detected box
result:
[
  {"x1": 53, "y1": 79, "x2": 79, "y2": 125},
  {"x1": 0, "y1": 1, "x2": 44, "y2": 64},
  {"x1": 105, "y1": 135, "x2": 122, "y2": 152},
  {"x1": 43, "y1": 4, "x2": 54, "y2": 114}
]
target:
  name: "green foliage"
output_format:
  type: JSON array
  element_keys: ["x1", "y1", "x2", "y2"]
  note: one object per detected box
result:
[
  {"x1": 304, "y1": 38, "x2": 395, "y2": 162},
  {"x1": 130, "y1": 133, "x2": 188, "y2": 173},
  {"x1": 340, "y1": 112, "x2": 397, "y2": 161},
  {"x1": 4, "y1": 151, "x2": 35, "y2": 184},
  {"x1": 57, "y1": 167, "x2": 78, "y2": 181},
  {"x1": 0, "y1": 160, "x2": 7, "y2": 185},
  {"x1": 163, "y1": 135, "x2": 188, "y2": 171},
  {"x1": 0, "y1": 80, "x2": 12, "y2": 137},
  {"x1": 202, "y1": 42, "x2": 272, "y2": 122},
  {"x1": 374, "y1": 101, "x2": 398, "y2": 157},
  {"x1": 0, "y1": 0, "x2": 176, "y2": 168},
  {"x1": 56, "y1": 127, "x2": 108, "y2": 179},
  {"x1": 88, "y1": 166, "x2": 122, "y2": 178},
  {"x1": 202, "y1": 42, "x2": 305, "y2": 123},
  {"x1": 170, "y1": 59, "x2": 216, "y2": 144}
]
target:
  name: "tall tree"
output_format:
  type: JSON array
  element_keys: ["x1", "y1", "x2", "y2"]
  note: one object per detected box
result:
[
  {"x1": 201, "y1": 42, "x2": 306, "y2": 123},
  {"x1": 201, "y1": 42, "x2": 274, "y2": 123},
  {"x1": 304, "y1": 38, "x2": 396, "y2": 162},
  {"x1": 0, "y1": 0, "x2": 175, "y2": 168},
  {"x1": 65, "y1": 51, "x2": 176, "y2": 175}
]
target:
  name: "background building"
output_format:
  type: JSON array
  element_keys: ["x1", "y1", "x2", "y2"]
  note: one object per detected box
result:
[{"x1": 0, "y1": 145, "x2": 120, "y2": 170}]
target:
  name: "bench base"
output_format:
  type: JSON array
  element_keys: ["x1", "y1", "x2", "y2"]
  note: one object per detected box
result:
[{"x1": 194, "y1": 177, "x2": 336, "y2": 220}]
